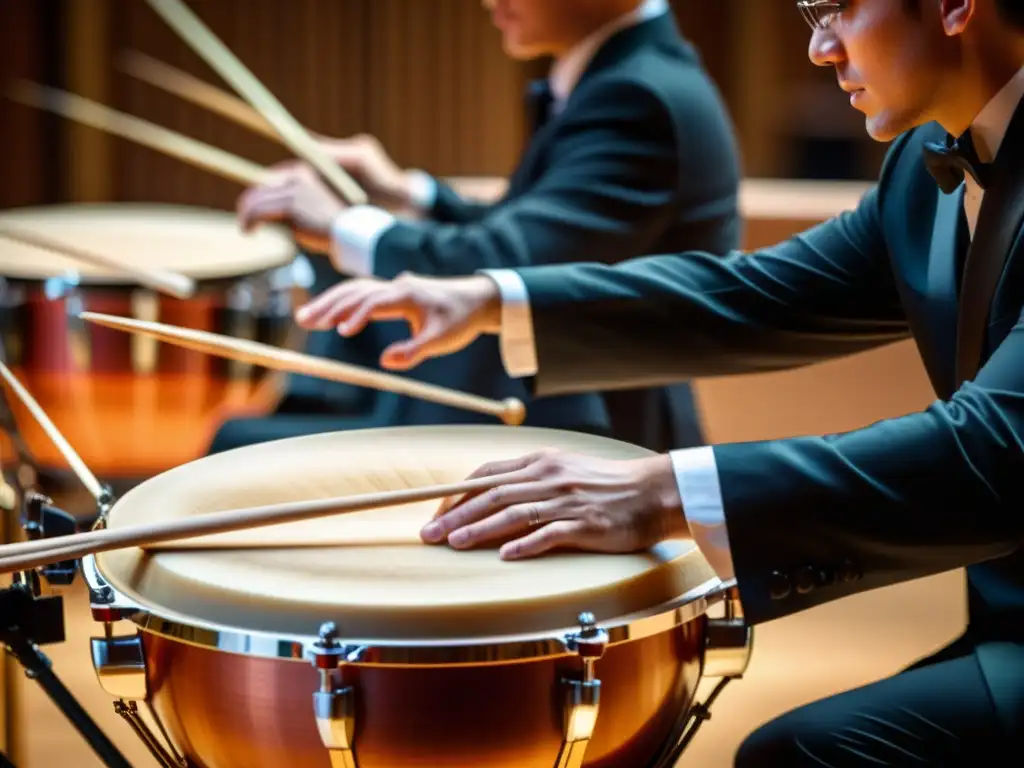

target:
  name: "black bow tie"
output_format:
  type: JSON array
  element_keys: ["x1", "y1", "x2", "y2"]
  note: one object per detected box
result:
[{"x1": 923, "y1": 131, "x2": 992, "y2": 194}]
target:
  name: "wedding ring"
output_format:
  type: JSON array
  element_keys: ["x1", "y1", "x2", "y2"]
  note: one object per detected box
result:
[{"x1": 527, "y1": 505, "x2": 542, "y2": 527}]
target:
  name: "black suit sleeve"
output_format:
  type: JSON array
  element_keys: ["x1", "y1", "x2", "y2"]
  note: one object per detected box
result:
[
  {"x1": 714, "y1": 323, "x2": 1024, "y2": 624},
  {"x1": 427, "y1": 180, "x2": 495, "y2": 225},
  {"x1": 516, "y1": 182, "x2": 910, "y2": 395},
  {"x1": 370, "y1": 78, "x2": 691, "y2": 278}
]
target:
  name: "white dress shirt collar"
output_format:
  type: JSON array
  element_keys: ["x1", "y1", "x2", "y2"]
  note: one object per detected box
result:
[
  {"x1": 970, "y1": 63, "x2": 1024, "y2": 162},
  {"x1": 548, "y1": 0, "x2": 669, "y2": 108}
]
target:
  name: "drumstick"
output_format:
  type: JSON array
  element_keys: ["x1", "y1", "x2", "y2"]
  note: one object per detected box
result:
[
  {"x1": 0, "y1": 474, "x2": 505, "y2": 575},
  {"x1": 0, "y1": 361, "x2": 105, "y2": 502},
  {"x1": 79, "y1": 311, "x2": 527, "y2": 426},
  {"x1": 144, "y1": 0, "x2": 368, "y2": 206},
  {"x1": 6, "y1": 79, "x2": 268, "y2": 186},
  {"x1": 118, "y1": 50, "x2": 279, "y2": 141},
  {"x1": 0, "y1": 225, "x2": 196, "y2": 300}
]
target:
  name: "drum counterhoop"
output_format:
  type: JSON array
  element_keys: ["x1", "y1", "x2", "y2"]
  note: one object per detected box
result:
[{"x1": 79, "y1": 426, "x2": 753, "y2": 768}]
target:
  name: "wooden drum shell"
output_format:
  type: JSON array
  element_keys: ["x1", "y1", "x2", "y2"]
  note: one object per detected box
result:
[{"x1": 142, "y1": 617, "x2": 706, "y2": 768}]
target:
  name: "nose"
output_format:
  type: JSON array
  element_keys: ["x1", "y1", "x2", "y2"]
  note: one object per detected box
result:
[{"x1": 807, "y1": 27, "x2": 845, "y2": 67}]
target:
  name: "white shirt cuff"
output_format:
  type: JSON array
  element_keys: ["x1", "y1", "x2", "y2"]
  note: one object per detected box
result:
[
  {"x1": 670, "y1": 447, "x2": 736, "y2": 582},
  {"x1": 406, "y1": 170, "x2": 437, "y2": 212},
  {"x1": 329, "y1": 205, "x2": 396, "y2": 276},
  {"x1": 478, "y1": 269, "x2": 538, "y2": 377}
]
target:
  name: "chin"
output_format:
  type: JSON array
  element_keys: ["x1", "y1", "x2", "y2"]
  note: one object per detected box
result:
[
  {"x1": 863, "y1": 113, "x2": 908, "y2": 143},
  {"x1": 503, "y1": 45, "x2": 546, "y2": 61},
  {"x1": 500, "y1": 35, "x2": 548, "y2": 61}
]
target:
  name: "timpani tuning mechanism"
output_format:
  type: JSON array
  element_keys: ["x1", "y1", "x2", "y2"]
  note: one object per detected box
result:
[
  {"x1": 556, "y1": 611, "x2": 609, "y2": 768},
  {"x1": 93, "y1": 484, "x2": 116, "y2": 529},
  {"x1": 649, "y1": 585, "x2": 754, "y2": 768},
  {"x1": 85, "y1": 559, "x2": 186, "y2": 768},
  {"x1": 309, "y1": 621, "x2": 359, "y2": 768},
  {"x1": 0, "y1": 494, "x2": 138, "y2": 767},
  {"x1": 703, "y1": 586, "x2": 753, "y2": 680},
  {"x1": 20, "y1": 490, "x2": 79, "y2": 589}
]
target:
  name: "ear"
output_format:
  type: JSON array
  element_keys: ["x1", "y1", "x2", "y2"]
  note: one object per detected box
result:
[{"x1": 939, "y1": 0, "x2": 975, "y2": 36}]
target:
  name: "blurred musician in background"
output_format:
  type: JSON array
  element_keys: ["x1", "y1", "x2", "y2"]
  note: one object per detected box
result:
[
  {"x1": 208, "y1": 0, "x2": 742, "y2": 454},
  {"x1": 275, "y1": 0, "x2": 1024, "y2": 763}
]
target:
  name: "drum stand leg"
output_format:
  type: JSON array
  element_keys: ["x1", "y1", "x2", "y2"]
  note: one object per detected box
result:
[
  {"x1": 0, "y1": 493, "x2": 134, "y2": 768},
  {"x1": 88, "y1": 585, "x2": 187, "y2": 767},
  {"x1": 309, "y1": 623, "x2": 359, "y2": 768},
  {"x1": 0, "y1": 585, "x2": 133, "y2": 768},
  {"x1": 648, "y1": 587, "x2": 754, "y2": 768},
  {"x1": 555, "y1": 612, "x2": 609, "y2": 768}
]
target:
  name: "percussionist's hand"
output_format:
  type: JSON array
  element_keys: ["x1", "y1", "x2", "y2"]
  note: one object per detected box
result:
[
  {"x1": 316, "y1": 133, "x2": 422, "y2": 209},
  {"x1": 422, "y1": 451, "x2": 689, "y2": 559},
  {"x1": 294, "y1": 273, "x2": 502, "y2": 370},
  {"x1": 237, "y1": 162, "x2": 344, "y2": 253}
]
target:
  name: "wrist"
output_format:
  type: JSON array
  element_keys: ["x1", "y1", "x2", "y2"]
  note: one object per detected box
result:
[
  {"x1": 640, "y1": 455, "x2": 688, "y2": 539},
  {"x1": 398, "y1": 169, "x2": 432, "y2": 209},
  {"x1": 469, "y1": 275, "x2": 503, "y2": 333}
]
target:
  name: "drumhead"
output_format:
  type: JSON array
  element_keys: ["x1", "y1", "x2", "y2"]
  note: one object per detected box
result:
[
  {"x1": 96, "y1": 426, "x2": 717, "y2": 643},
  {"x1": 0, "y1": 203, "x2": 295, "y2": 282}
]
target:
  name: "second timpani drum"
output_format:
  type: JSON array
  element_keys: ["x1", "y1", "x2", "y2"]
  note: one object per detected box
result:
[
  {"x1": 83, "y1": 426, "x2": 752, "y2": 768},
  {"x1": 0, "y1": 203, "x2": 302, "y2": 480}
]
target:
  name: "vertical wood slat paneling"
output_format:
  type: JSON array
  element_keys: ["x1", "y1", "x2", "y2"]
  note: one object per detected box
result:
[
  {"x1": 0, "y1": 0, "x2": 50, "y2": 209},
  {"x1": 101, "y1": 0, "x2": 527, "y2": 210},
  {"x1": 65, "y1": 0, "x2": 114, "y2": 201},
  {"x1": 0, "y1": 2, "x2": 47, "y2": 753}
]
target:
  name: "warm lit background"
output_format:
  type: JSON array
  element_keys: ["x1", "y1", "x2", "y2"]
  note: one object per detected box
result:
[{"x1": 0, "y1": 1, "x2": 965, "y2": 766}]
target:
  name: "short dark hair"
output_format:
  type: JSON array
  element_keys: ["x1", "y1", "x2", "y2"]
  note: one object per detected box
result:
[{"x1": 997, "y1": 0, "x2": 1024, "y2": 28}]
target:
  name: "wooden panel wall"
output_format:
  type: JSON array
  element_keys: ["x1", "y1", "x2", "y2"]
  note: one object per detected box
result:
[
  {"x1": 65, "y1": 0, "x2": 528, "y2": 210},
  {"x1": 0, "y1": 0, "x2": 55, "y2": 209}
]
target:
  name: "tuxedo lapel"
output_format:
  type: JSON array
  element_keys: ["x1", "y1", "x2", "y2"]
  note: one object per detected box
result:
[
  {"x1": 955, "y1": 101, "x2": 1024, "y2": 386},
  {"x1": 928, "y1": 186, "x2": 967, "y2": 382},
  {"x1": 508, "y1": 13, "x2": 683, "y2": 198}
]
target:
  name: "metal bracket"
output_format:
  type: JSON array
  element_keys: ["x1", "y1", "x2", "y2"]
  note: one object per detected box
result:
[
  {"x1": 90, "y1": 626, "x2": 185, "y2": 767},
  {"x1": 90, "y1": 633, "x2": 149, "y2": 702},
  {"x1": 309, "y1": 622, "x2": 359, "y2": 768},
  {"x1": 646, "y1": 587, "x2": 754, "y2": 767},
  {"x1": 702, "y1": 587, "x2": 753, "y2": 680},
  {"x1": 54, "y1": 273, "x2": 93, "y2": 371},
  {"x1": 555, "y1": 612, "x2": 609, "y2": 768}
]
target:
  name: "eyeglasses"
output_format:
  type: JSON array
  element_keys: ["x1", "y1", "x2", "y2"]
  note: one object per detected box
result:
[{"x1": 796, "y1": 1, "x2": 848, "y2": 30}]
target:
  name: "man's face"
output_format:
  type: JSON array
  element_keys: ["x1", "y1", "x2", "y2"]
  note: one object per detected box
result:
[
  {"x1": 483, "y1": 0, "x2": 595, "y2": 59},
  {"x1": 805, "y1": 0, "x2": 962, "y2": 141}
]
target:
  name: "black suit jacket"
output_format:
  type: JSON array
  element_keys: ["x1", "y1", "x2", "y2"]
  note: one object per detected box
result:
[
  {"x1": 506, "y1": 106, "x2": 1024, "y2": 723},
  {"x1": 318, "y1": 12, "x2": 741, "y2": 441}
]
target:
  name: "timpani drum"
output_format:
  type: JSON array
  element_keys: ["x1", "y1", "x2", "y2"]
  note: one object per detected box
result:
[
  {"x1": 0, "y1": 203, "x2": 301, "y2": 480},
  {"x1": 82, "y1": 426, "x2": 752, "y2": 768}
]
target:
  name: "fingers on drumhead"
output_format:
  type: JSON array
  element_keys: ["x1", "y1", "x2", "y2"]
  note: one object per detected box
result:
[
  {"x1": 432, "y1": 453, "x2": 550, "y2": 518},
  {"x1": 500, "y1": 520, "x2": 580, "y2": 560},
  {"x1": 447, "y1": 499, "x2": 558, "y2": 549}
]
